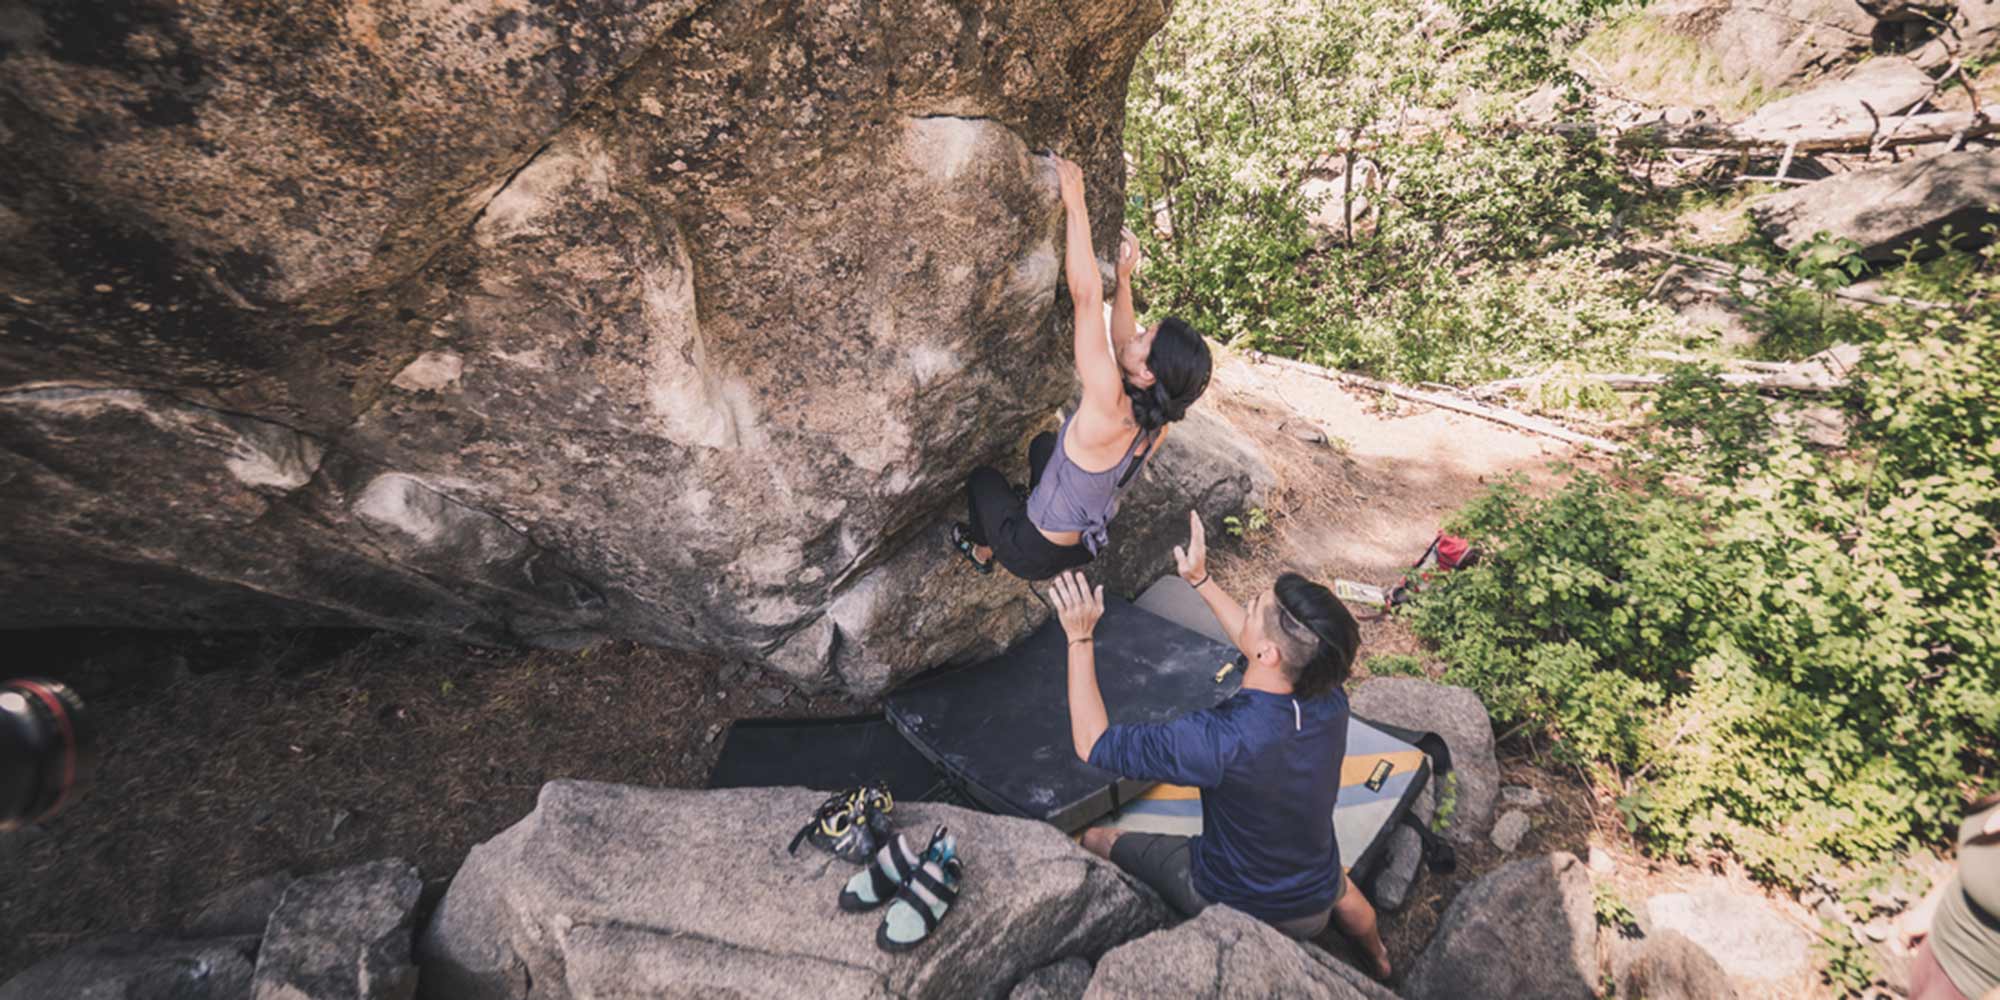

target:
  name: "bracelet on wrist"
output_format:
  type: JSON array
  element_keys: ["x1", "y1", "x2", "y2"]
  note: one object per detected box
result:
[
  {"x1": 1188, "y1": 574, "x2": 1209, "y2": 589},
  {"x1": 1069, "y1": 636, "x2": 1092, "y2": 647}
]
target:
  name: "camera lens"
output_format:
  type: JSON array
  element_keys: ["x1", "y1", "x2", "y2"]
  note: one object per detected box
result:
[{"x1": 0, "y1": 679, "x2": 94, "y2": 832}]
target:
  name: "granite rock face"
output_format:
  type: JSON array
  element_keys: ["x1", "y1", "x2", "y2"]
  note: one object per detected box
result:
[
  {"x1": 1081, "y1": 906, "x2": 1399, "y2": 1000},
  {"x1": 0, "y1": 934, "x2": 258, "y2": 1000},
  {"x1": 1620, "y1": 929, "x2": 1740, "y2": 1000},
  {"x1": 251, "y1": 859, "x2": 422, "y2": 1000},
  {"x1": 1350, "y1": 677, "x2": 1500, "y2": 846},
  {"x1": 1009, "y1": 957, "x2": 1095, "y2": 1000},
  {"x1": 1402, "y1": 853, "x2": 1598, "y2": 1000},
  {"x1": 1648, "y1": 0, "x2": 1879, "y2": 92},
  {"x1": 1731, "y1": 57, "x2": 1935, "y2": 139},
  {"x1": 1645, "y1": 881, "x2": 1811, "y2": 982},
  {"x1": 0, "y1": 0, "x2": 1267, "y2": 695},
  {"x1": 416, "y1": 782, "x2": 1171, "y2": 1000},
  {"x1": 1754, "y1": 150, "x2": 2000, "y2": 262}
]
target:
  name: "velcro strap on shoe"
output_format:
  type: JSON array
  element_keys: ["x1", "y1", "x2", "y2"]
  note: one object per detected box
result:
[
  {"x1": 907, "y1": 864, "x2": 959, "y2": 912},
  {"x1": 871, "y1": 836, "x2": 918, "y2": 890},
  {"x1": 898, "y1": 882, "x2": 943, "y2": 934}
]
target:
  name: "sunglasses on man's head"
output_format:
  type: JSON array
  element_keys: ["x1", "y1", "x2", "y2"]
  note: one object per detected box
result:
[{"x1": 1273, "y1": 597, "x2": 1318, "y2": 648}]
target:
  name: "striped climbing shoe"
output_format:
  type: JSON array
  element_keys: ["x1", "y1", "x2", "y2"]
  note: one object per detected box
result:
[
  {"x1": 840, "y1": 829, "x2": 923, "y2": 912},
  {"x1": 876, "y1": 826, "x2": 962, "y2": 953}
]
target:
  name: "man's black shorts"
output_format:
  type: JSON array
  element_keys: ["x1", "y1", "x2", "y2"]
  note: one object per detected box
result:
[{"x1": 1108, "y1": 831, "x2": 1340, "y2": 940}]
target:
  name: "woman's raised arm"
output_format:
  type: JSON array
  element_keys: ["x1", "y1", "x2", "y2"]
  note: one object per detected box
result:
[{"x1": 1052, "y1": 157, "x2": 1122, "y2": 413}]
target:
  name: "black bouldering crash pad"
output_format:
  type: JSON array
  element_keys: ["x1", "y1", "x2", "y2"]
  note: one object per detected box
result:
[
  {"x1": 706, "y1": 714, "x2": 957, "y2": 805},
  {"x1": 884, "y1": 596, "x2": 1245, "y2": 832}
]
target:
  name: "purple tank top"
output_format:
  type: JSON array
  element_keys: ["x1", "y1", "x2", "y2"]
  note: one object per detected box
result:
[{"x1": 1026, "y1": 411, "x2": 1157, "y2": 555}]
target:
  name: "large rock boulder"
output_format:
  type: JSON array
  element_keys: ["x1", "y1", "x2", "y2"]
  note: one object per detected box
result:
[
  {"x1": 1350, "y1": 677, "x2": 1499, "y2": 845},
  {"x1": 1080, "y1": 906, "x2": 1398, "y2": 1000},
  {"x1": 1733, "y1": 57, "x2": 1936, "y2": 140},
  {"x1": 1647, "y1": 0, "x2": 1878, "y2": 93},
  {"x1": 1619, "y1": 929, "x2": 1740, "y2": 1000},
  {"x1": 0, "y1": 933, "x2": 258, "y2": 1000},
  {"x1": 252, "y1": 859, "x2": 422, "y2": 1000},
  {"x1": 1009, "y1": 957, "x2": 1094, "y2": 1000},
  {"x1": 417, "y1": 782, "x2": 1170, "y2": 1000},
  {"x1": 1401, "y1": 853, "x2": 1598, "y2": 1000},
  {"x1": 0, "y1": 0, "x2": 1260, "y2": 697},
  {"x1": 1645, "y1": 880, "x2": 1811, "y2": 983},
  {"x1": 1753, "y1": 149, "x2": 2000, "y2": 261},
  {"x1": 1914, "y1": 0, "x2": 2000, "y2": 66}
]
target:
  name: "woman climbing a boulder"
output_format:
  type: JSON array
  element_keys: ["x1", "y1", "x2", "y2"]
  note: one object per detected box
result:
[{"x1": 952, "y1": 154, "x2": 1212, "y2": 582}]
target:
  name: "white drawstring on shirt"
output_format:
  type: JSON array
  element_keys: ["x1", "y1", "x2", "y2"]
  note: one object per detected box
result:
[{"x1": 1292, "y1": 698, "x2": 1301, "y2": 732}]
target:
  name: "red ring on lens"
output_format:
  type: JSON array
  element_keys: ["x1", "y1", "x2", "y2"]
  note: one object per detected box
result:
[{"x1": 12, "y1": 680, "x2": 76, "y2": 822}]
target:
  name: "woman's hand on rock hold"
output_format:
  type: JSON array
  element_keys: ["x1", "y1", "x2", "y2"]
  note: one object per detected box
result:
[
  {"x1": 1050, "y1": 570, "x2": 1103, "y2": 644},
  {"x1": 1174, "y1": 509, "x2": 1208, "y2": 586},
  {"x1": 1052, "y1": 156, "x2": 1086, "y2": 208},
  {"x1": 1117, "y1": 227, "x2": 1141, "y2": 278}
]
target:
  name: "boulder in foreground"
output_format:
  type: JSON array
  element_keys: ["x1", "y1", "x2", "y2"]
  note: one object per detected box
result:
[
  {"x1": 253, "y1": 859, "x2": 422, "y2": 1000},
  {"x1": 1349, "y1": 677, "x2": 1499, "y2": 846},
  {"x1": 1620, "y1": 928, "x2": 1740, "y2": 1000},
  {"x1": 1401, "y1": 853, "x2": 1598, "y2": 1000},
  {"x1": 417, "y1": 782, "x2": 1170, "y2": 1000},
  {"x1": 1646, "y1": 880, "x2": 1810, "y2": 983},
  {"x1": 0, "y1": 934, "x2": 257, "y2": 1000},
  {"x1": 1081, "y1": 905, "x2": 1397, "y2": 1000}
]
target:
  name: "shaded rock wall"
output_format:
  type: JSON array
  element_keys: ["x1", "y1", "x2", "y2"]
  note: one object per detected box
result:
[{"x1": 0, "y1": 0, "x2": 1248, "y2": 694}]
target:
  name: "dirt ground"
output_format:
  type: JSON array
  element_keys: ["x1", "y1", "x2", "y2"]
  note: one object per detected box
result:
[
  {"x1": 0, "y1": 629, "x2": 860, "y2": 980},
  {"x1": 1200, "y1": 350, "x2": 1598, "y2": 668},
  {"x1": 0, "y1": 356, "x2": 1837, "y2": 995}
]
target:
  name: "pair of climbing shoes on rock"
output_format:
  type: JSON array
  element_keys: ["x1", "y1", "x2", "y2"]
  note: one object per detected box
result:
[{"x1": 838, "y1": 824, "x2": 965, "y2": 953}]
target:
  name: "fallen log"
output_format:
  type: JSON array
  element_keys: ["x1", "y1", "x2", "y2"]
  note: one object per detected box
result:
[
  {"x1": 1243, "y1": 352, "x2": 1627, "y2": 453},
  {"x1": 1544, "y1": 111, "x2": 1996, "y2": 154},
  {"x1": 1472, "y1": 370, "x2": 1839, "y2": 398},
  {"x1": 1640, "y1": 349, "x2": 1803, "y2": 373},
  {"x1": 1632, "y1": 247, "x2": 1951, "y2": 311}
]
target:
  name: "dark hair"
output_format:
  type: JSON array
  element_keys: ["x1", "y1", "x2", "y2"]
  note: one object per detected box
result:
[
  {"x1": 1125, "y1": 316, "x2": 1213, "y2": 432},
  {"x1": 1269, "y1": 572, "x2": 1360, "y2": 700}
]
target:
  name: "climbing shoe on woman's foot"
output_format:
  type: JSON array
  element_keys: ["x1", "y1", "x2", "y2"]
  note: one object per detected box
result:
[
  {"x1": 840, "y1": 829, "x2": 923, "y2": 911},
  {"x1": 949, "y1": 523, "x2": 993, "y2": 575},
  {"x1": 877, "y1": 826, "x2": 963, "y2": 953}
]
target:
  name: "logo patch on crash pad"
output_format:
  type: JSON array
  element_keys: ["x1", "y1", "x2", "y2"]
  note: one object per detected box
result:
[{"x1": 1366, "y1": 759, "x2": 1394, "y2": 792}]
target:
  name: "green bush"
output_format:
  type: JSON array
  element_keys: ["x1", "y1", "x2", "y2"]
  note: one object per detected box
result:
[
  {"x1": 1410, "y1": 243, "x2": 2000, "y2": 883},
  {"x1": 1362, "y1": 653, "x2": 1428, "y2": 678}
]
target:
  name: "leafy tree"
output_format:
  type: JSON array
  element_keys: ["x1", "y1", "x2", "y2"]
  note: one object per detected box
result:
[
  {"x1": 1412, "y1": 241, "x2": 2000, "y2": 882},
  {"x1": 1124, "y1": 0, "x2": 1656, "y2": 382}
]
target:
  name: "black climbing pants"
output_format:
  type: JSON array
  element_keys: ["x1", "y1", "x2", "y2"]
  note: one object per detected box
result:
[{"x1": 964, "y1": 431, "x2": 1091, "y2": 583}]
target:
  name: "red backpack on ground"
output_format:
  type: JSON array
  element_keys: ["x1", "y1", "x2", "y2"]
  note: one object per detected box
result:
[{"x1": 1388, "y1": 533, "x2": 1480, "y2": 607}]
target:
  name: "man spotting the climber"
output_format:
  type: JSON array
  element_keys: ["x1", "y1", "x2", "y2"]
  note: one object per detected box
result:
[{"x1": 1047, "y1": 510, "x2": 1392, "y2": 978}]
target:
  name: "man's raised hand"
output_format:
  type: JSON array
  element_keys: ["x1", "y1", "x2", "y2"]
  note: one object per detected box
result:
[
  {"x1": 1049, "y1": 570, "x2": 1104, "y2": 644},
  {"x1": 1173, "y1": 509, "x2": 1208, "y2": 586}
]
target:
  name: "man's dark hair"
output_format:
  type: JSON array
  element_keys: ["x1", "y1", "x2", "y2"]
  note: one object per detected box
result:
[{"x1": 1266, "y1": 572, "x2": 1360, "y2": 700}]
